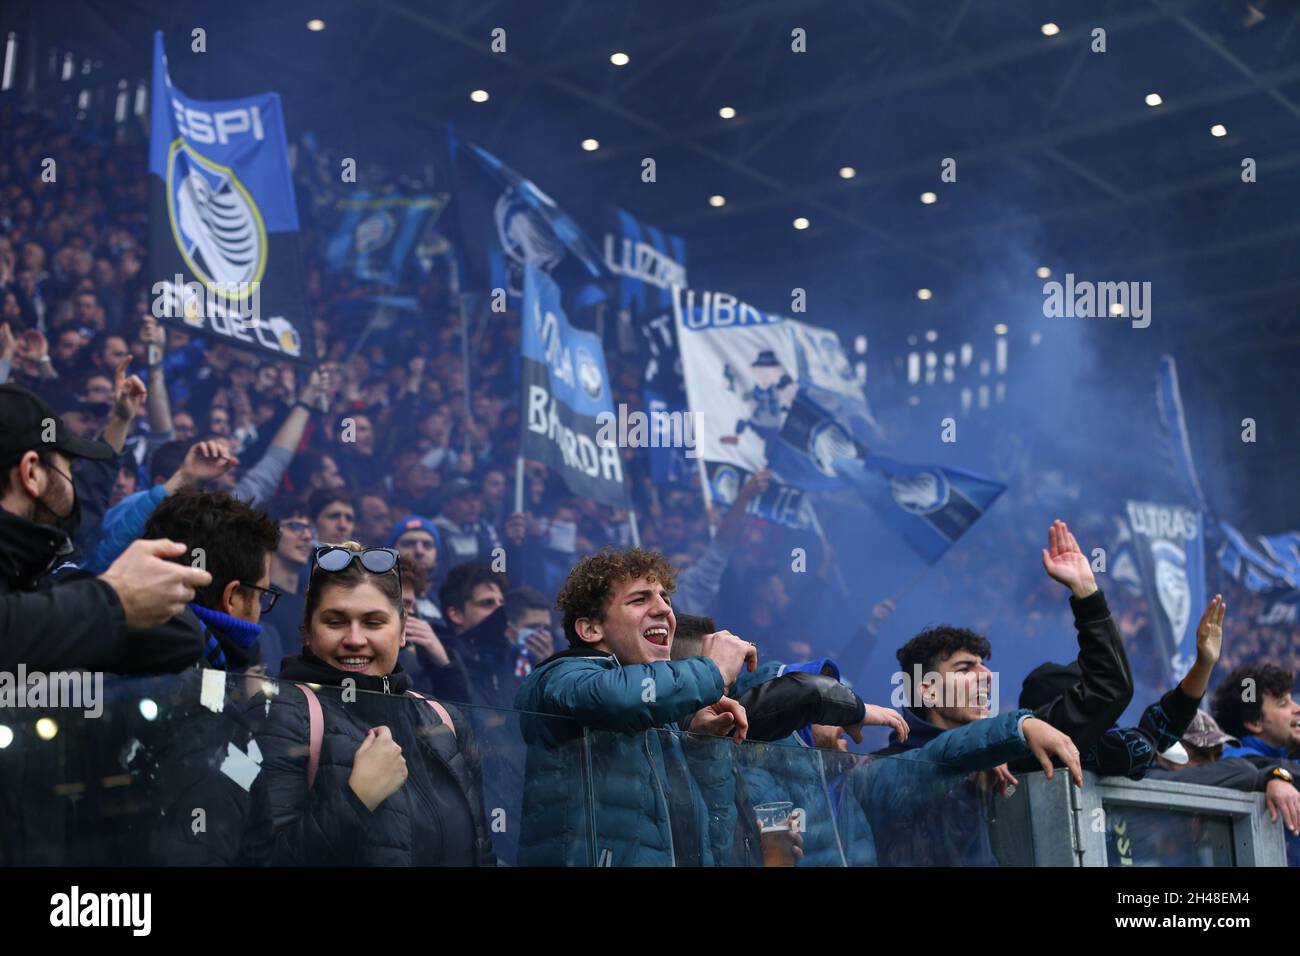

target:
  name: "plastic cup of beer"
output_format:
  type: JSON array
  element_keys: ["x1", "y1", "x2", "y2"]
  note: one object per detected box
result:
[
  {"x1": 755, "y1": 801, "x2": 795, "y2": 833},
  {"x1": 755, "y1": 801, "x2": 797, "y2": 867}
]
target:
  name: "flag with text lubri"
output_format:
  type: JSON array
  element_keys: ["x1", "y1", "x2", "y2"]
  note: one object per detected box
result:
[{"x1": 147, "y1": 31, "x2": 313, "y2": 363}]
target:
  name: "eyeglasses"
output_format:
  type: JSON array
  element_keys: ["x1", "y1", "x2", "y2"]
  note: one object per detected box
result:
[
  {"x1": 280, "y1": 520, "x2": 312, "y2": 535},
  {"x1": 239, "y1": 582, "x2": 282, "y2": 614},
  {"x1": 313, "y1": 546, "x2": 400, "y2": 576}
]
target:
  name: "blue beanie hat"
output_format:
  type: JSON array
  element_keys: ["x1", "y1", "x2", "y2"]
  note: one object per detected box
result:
[{"x1": 388, "y1": 514, "x2": 441, "y2": 550}]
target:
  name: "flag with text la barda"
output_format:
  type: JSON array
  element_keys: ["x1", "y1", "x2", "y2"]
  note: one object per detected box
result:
[
  {"x1": 325, "y1": 192, "x2": 447, "y2": 285},
  {"x1": 520, "y1": 263, "x2": 627, "y2": 507},
  {"x1": 147, "y1": 31, "x2": 313, "y2": 364},
  {"x1": 1125, "y1": 501, "x2": 1207, "y2": 684}
]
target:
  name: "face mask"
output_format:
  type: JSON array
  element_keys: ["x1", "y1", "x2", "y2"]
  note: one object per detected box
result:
[{"x1": 34, "y1": 461, "x2": 81, "y2": 540}]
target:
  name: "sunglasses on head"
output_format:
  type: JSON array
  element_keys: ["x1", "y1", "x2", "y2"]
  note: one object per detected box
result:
[{"x1": 313, "y1": 546, "x2": 400, "y2": 576}]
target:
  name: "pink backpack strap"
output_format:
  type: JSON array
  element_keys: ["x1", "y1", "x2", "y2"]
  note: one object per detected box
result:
[
  {"x1": 407, "y1": 690, "x2": 456, "y2": 739},
  {"x1": 295, "y1": 683, "x2": 324, "y2": 789}
]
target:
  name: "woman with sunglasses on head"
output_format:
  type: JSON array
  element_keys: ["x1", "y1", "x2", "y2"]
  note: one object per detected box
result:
[{"x1": 251, "y1": 542, "x2": 496, "y2": 866}]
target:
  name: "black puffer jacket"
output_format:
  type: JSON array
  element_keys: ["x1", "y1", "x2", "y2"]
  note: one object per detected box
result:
[{"x1": 251, "y1": 649, "x2": 496, "y2": 866}]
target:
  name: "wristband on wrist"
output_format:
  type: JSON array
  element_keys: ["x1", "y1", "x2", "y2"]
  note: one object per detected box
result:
[{"x1": 292, "y1": 399, "x2": 313, "y2": 413}]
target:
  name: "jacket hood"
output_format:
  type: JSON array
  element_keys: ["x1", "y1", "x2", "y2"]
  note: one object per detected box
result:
[
  {"x1": 532, "y1": 644, "x2": 615, "y2": 670},
  {"x1": 279, "y1": 645, "x2": 413, "y2": 694},
  {"x1": 874, "y1": 706, "x2": 947, "y2": 755},
  {"x1": 452, "y1": 605, "x2": 511, "y2": 660},
  {"x1": 0, "y1": 507, "x2": 73, "y2": 586}
]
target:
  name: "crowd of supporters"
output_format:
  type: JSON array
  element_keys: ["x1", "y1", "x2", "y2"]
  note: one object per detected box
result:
[{"x1": 3, "y1": 104, "x2": 1299, "y2": 867}]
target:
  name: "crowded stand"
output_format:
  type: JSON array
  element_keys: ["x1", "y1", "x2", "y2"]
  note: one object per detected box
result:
[{"x1": 2, "y1": 11, "x2": 1299, "y2": 878}]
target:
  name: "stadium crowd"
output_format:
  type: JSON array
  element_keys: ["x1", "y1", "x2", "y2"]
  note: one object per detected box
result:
[{"x1": 2, "y1": 105, "x2": 1299, "y2": 867}]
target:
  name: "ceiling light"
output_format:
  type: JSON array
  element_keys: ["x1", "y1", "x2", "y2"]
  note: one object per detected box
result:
[
  {"x1": 610, "y1": 52, "x2": 630, "y2": 66},
  {"x1": 581, "y1": 138, "x2": 600, "y2": 151}
]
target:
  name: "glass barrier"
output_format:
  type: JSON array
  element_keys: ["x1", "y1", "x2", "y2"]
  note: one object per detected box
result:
[
  {"x1": 636, "y1": 729, "x2": 1006, "y2": 867},
  {"x1": 0, "y1": 672, "x2": 1287, "y2": 866},
  {"x1": 0, "y1": 671, "x2": 591, "y2": 867}
]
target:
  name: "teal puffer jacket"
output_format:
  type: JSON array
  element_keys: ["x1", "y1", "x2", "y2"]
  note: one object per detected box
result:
[{"x1": 514, "y1": 648, "x2": 737, "y2": 866}]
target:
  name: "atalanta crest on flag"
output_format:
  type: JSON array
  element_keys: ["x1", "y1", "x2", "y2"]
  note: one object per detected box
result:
[{"x1": 147, "y1": 31, "x2": 313, "y2": 362}]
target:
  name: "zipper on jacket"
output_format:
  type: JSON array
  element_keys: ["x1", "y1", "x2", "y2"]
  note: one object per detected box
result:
[
  {"x1": 644, "y1": 732, "x2": 676, "y2": 866},
  {"x1": 382, "y1": 676, "x2": 391, "y2": 694}
]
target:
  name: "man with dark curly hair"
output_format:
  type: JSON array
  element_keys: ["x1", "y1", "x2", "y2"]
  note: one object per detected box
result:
[
  {"x1": 1211, "y1": 661, "x2": 1300, "y2": 863},
  {"x1": 515, "y1": 546, "x2": 757, "y2": 866}
]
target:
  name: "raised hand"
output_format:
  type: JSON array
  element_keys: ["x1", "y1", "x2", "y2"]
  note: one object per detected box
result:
[
  {"x1": 168, "y1": 439, "x2": 238, "y2": 491},
  {"x1": 112, "y1": 357, "x2": 148, "y2": 422},
  {"x1": 1196, "y1": 594, "x2": 1226, "y2": 667},
  {"x1": 1040, "y1": 519, "x2": 1097, "y2": 598}
]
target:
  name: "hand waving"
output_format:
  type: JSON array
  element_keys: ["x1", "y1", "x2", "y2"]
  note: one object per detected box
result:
[{"x1": 1041, "y1": 519, "x2": 1097, "y2": 599}]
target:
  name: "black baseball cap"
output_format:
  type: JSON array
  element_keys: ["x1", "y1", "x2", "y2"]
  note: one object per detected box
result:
[{"x1": 0, "y1": 383, "x2": 114, "y2": 464}]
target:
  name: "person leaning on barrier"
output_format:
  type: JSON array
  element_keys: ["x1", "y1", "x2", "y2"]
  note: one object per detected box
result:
[
  {"x1": 1144, "y1": 708, "x2": 1300, "y2": 838},
  {"x1": 675, "y1": 613, "x2": 908, "y2": 867},
  {"x1": 1019, "y1": 594, "x2": 1226, "y2": 782},
  {"x1": 515, "y1": 548, "x2": 756, "y2": 866},
  {"x1": 250, "y1": 543, "x2": 496, "y2": 866},
  {"x1": 1212, "y1": 660, "x2": 1300, "y2": 866},
  {"x1": 128, "y1": 489, "x2": 281, "y2": 865},
  {"x1": 0, "y1": 382, "x2": 212, "y2": 673},
  {"x1": 850, "y1": 625, "x2": 1083, "y2": 866}
]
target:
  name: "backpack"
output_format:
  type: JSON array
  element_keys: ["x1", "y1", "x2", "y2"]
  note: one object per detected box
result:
[{"x1": 294, "y1": 684, "x2": 456, "y2": 789}]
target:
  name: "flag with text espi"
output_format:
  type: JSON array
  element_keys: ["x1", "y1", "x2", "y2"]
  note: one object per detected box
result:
[
  {"x1": 325, "y1": 192, "x2": 448, "y2": 285},
  {"x1": 604, "y1": 208, "x2": 692, "y2": 486},
  {"x1": 520, "y1": 263, "x2": 628, "y2": 508},
  {"x1": 448, "y1": 125, "x2": 605, "y2": 310},
  {"x1": 147, "y1": 31, "x2": 313, "y2": 363},
  {"x1": 1125, "y1": 501, "x2": 1207, "y2": 683}
]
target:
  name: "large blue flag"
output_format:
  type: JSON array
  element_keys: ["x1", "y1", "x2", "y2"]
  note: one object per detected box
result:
[
  {"x1": 520, "y1": 264, "x2": 626, "y2": 507},
  {"x1": 448, "y1": 126, "x2": 605, "y2": 309},
  {"x1": 836, "y1": 455, "x2": 1007, "y2": 563},
  {"x1": 147, "y1": 31, "x2": 312, "y2": 363},
  {"x1": 325, "y1": 192, "x2": 447, "y2": 285},
  {"x1": 766, "y1": 371, "x2": 1007, "y2": 559},
  {"x1": 1155, "y1": 355, "x2": 1209, "y2": 512}
]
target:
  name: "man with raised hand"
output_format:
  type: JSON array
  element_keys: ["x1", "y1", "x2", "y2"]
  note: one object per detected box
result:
[
  {"x1": 515, "y1": 547, "x2": 755, "y2": 866},
  {"x1": 0, "y1": 382, "x2": 212, "y2": 673}
]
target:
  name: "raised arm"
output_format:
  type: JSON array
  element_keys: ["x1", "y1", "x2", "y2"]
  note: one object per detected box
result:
[{"x1": 1034, "y1": 519, "x2": 1133, "y2": 750}]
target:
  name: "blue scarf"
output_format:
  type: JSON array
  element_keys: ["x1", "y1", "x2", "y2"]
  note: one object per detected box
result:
[{"x1": 189, "y1": 602, "x2": 262, "y2": 669}]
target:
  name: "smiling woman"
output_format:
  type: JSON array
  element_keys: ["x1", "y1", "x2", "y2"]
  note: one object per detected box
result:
[{"x1": 249, "y1": 541, "x2": 497, "y2": 866}]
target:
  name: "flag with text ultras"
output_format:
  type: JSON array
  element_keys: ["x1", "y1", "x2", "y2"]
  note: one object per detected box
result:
[
  {"x1": 147, "y1": 31, "x2": 314, "y2": 364},
  {"x1": 520, "y1": 263, "x2": 627, "y2": 508},
  {"x1": 1125, "y1": 500, "x2": 1207, "y2": 684}
]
